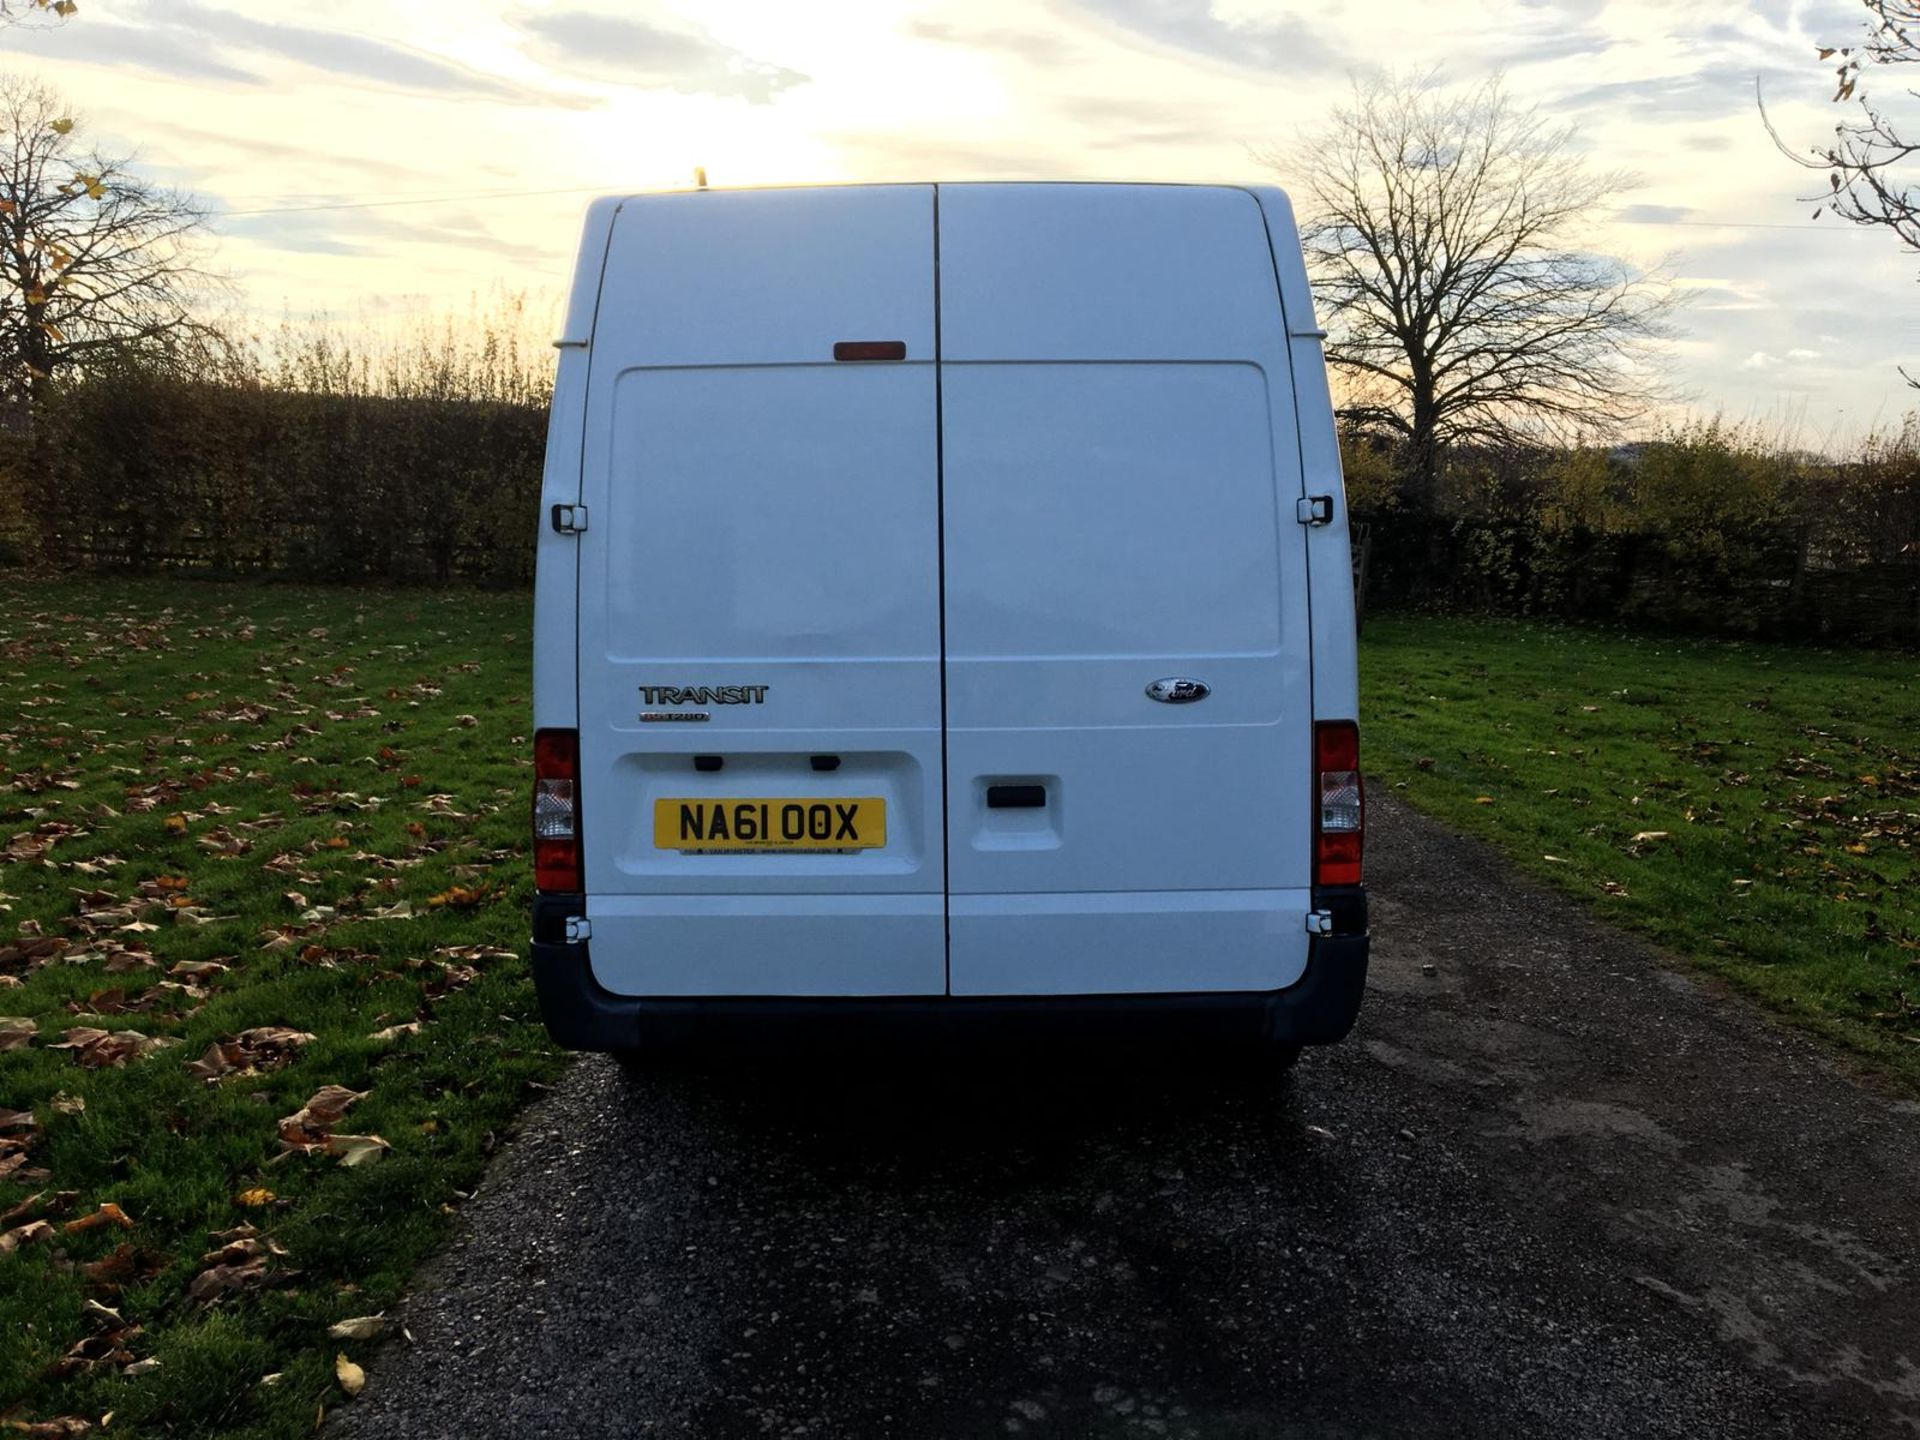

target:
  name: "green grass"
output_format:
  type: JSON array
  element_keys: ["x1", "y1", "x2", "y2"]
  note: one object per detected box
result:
[
  {"x1": 4, "y1": 585, "x2": 1916, "y2": 1432},
  {"x1": 1362, "y1": 613, "x2": 1920, "y2": 1082},
  {"x1": 0, "y1": 577, "x2": 560, "y2": 1437}
]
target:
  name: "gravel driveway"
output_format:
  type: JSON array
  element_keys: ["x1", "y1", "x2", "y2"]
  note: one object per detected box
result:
[{"x1": 334, "y1": 794, "x2": 1920, "y2": 1439}]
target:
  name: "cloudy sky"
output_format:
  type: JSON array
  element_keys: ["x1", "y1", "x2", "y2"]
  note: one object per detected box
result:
[{"x1": 4, "y1": 0, "x2": 1914, "y2": 442}]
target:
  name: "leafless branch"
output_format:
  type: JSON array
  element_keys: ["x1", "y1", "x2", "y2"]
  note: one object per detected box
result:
[
  {"x1": 1763, "y1": 2, "x2": 1920, "y2": 385},
  {"x1": 0, "y1": 72, "x2": 224, "y2": 421},
  {"x1": 1267, "y1": 72, "x2": 1679, "y2": 495}
]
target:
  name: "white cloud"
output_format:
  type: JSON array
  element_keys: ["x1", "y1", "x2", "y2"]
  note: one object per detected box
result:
[{"x1": 0, "y1": 0, "x2": 1908, "y2": 437}]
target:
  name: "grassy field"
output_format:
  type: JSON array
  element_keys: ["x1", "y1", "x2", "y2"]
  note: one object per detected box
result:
[
  {"x1": 4, "y1": 582, "x2": 1917, "y2": 1435},
  {"x1": 1361, "y1": 614, "x2": 1920, "y2": 1082},
  {"x1": 0, "y1": 578, "x2": 558, "y2": 1437}
]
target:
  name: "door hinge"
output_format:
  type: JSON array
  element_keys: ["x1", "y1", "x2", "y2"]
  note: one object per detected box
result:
[
  {"x1": 1305, "y1": 910, "x2": 1335, "y2": 936},
  {"x1": 551, "y1": 503, "x2": 589, "y2": 535},
  {"x1": 564, "y1": 915, "x2": 592, "y2": 943},
  {"x1": 1296, "y1": 495, "x2": 1334, "y2": 526}
]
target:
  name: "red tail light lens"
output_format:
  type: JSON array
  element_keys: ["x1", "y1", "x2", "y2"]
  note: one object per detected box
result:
[
  {"x1": 1315, "y1": 720, "x2": 1363, "y2": 887},
  {"x1": 533, "y1": 728, "x2": 581, "y2": 893}
]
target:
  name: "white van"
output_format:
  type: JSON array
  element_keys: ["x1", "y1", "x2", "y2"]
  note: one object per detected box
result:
[{"x1": 529, "y1": 183, "x2": 1367, "y2": 1064}]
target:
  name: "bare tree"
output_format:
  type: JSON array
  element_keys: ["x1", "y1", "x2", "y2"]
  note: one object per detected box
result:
[
  {"x1": 1280, "y1": 74, "x2": 1677, "y2": 496},
  {"x1": 0, "y1": 74, "x2": 219, "y2": 422},
  {"x1": 1768, "y1": 2, "x2": 1919, "y2": 383},
  {"x1": 0, "y1": 0, "x2": 77, "y2": 24}
]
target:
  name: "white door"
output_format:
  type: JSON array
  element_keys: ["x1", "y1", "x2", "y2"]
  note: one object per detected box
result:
[
  {"x1": 575, "y1": 187, "x2": 946, "y2": 997},
  {"x1": 936, "y1": 184, "x2": 1318, "y2": 995}
]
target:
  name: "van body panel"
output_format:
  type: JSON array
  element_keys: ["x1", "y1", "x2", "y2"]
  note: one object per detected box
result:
[
  {"x1": 537, "y1": 181, "x2": 1366, "y2": 1028},
  {"x1": 581, "y1": 894, "x2": 946, "y2": 998},
  {"x1": 531, "y1": 196, "x2": 619, "y2": 737},
  {"x1": 948, "y1": 891, "x2": 1309, "y2": 996},
  {"x1": 936, "y1": 184, "x2": 1315, "y2": 995},
  {"x1": 574, "y1": 185, "x2": 945, "y2": 997},
  {"x1": 1243, "y1": 185, "x2": 1362, "y2": 722}
]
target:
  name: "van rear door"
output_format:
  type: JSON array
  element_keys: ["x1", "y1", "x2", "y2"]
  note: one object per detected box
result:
[
  {"x1": 574, "y1": 186, "x2": 946, "y2": 997},
  {"x1": 936, "y1": 184, "x2": 1317, "y2": 996}
]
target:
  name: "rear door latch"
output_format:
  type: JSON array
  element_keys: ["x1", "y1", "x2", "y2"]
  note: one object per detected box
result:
[
  {"x1": 551, "y1": 503, "x2": 589, "y2": 535},
  {"x1": 1305, "y1": 910, "x2": 1335, "y2": 936},
  {"x1": 1296, "y1": 495, "x2": 1334, "y2": 526},
  {"x1": 564, "y1": 916, "x2": 592, "y2": 943}
]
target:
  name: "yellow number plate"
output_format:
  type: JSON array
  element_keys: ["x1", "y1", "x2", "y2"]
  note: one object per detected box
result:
[{"x1": 653, "y1": 797, "x2": 887, "y2": 852}]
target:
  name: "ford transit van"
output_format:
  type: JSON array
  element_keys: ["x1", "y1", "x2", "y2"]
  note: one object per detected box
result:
[{"x1": 529, "y1": 183, "x2": 1367, "y2": 1065}]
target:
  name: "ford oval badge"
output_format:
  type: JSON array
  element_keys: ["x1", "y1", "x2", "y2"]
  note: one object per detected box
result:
[{"x1": 1146, "y1": 678, "x2": 1210, "y2": 704}]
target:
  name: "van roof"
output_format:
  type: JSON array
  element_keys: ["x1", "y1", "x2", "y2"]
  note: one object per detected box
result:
[{"x1": 595, "y1": 179, "x2": 1292, "y2": 202}]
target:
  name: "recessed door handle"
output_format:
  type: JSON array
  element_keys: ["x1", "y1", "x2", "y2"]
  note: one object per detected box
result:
[{"x1": 987, "y1": 784, "x2": 1046, "y2": 809}]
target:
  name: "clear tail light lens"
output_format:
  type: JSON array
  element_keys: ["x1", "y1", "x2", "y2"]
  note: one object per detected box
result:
[
  {"x1": 1315, "y1": 720, "x2": 1363, "y2": 887},
  {"x1": 533, "y1": 728, "x2": 581, "y2": 893}
]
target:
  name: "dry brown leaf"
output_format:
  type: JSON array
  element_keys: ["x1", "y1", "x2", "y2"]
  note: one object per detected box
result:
[
  {"x1": 234, "y1": 1187, "x2": 276, "y2": 1208},
  {"x1": 1, "y1": 1417, "x2": 94, "y2": 1437},
  {"x1": 168, "y1": 960, "x2": 229, "y2": 981},
  {"x1": 49, "y1": 1027, "x2": 175, "y2": 1069},
  {"x1": 62, "y1": 1202, "x2": 134, "y2": 1236},
  {"x1": 0, "y1": 1016, "x2": 35, "y2": 1051},
  {"x1": 184, "y1": 1029, "x2": 314, "y2": 1082},
  {"x1": 327, "y1": 1313, "x2": 386, "y2": 1341},
  {"x1": 0, "y1": 1217, "x2": 55, "y2": 1254},
  {"x1": 80, "y1": 1240, "x2": 164, "y2": 1293},
  {"x1": 278, "y1": 1085, "x2": 367, "y2": 1151},
  {"x1": 325, "y1": 1133, "x2": 391, "y2": 1168},
  {"x1": 186, "y1": 1256, "x2": 272, "y2": 1304}
]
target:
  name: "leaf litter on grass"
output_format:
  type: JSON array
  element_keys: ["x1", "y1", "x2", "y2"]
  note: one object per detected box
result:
[
  {"x1": 0, "y1": 579, "x2": 563, "y2": 1438},
  {"x1": 1364, "y1": 615, "x2": 1920, "y2": 1068}
]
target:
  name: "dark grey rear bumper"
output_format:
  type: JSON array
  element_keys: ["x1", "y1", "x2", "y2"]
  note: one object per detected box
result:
[{"x1": 530, "y1": 889, "x2": 1368, "y2": 1054}]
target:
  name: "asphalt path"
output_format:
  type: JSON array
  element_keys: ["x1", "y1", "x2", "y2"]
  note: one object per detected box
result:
[{"x1": 334, "y1": 794, "x2": 1920, "y2": 1439}]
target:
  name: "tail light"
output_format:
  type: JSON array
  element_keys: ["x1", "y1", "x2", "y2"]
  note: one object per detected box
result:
[
  {"x1": 1314, "y1": 720, "x2": 1363, "y2": 887},
  {"x1": 533, "y1": 728, "x2": 581, "y2": 893}
]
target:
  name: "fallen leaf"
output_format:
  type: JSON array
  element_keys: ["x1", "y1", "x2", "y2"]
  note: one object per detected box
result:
[
  {"x1": 328, "y1": 1314, "x2": 386, "y2": 1341},
  {"x1": 49, "y1": 1026, "x2": 175, "y2": 1069},
  {"x1": 1, "y1": 1417, "x2": 93, "y2": 1437},
  {"x1": 1629, "y1": 830, "x2": 1670, "y2": 844},
  {"x1": 325, "y1": 1133, "x2": 391, "y2": 1167},
  {"x1": 81, "y1": 1241, "x2": 165, "y2": 1294},
  {"x1": 187, "y1": 1257, "x2": 272, "y2": 1304},
  {"x1": 187, "y1": 1029, "x2": 314, "y2": 1082},
  {"x1": 278, "y1": 1085, "x2": 367, "y2": 1151},
  {"x1": 62, "y1": 1202, "x2": 134, "y2": 1235},
  {"x1": 1474, "y1": 796, "x2": 1495, "y2": 805},
  {"x1": 167, "y1": 960, "x2": 229, "y2": 981},
  {"x1": 0, "y1": 1016, "x2": 35, "y2": 1051},
  {"x1": 336, "y1": 1352, "x2": 366, "y2": 1397},
  {"x1": 0, "y1": 1217, "x2": 56, "y2": 1254},
  {"x1": 234, "y1": 1187, "x2": 276, "y2": 1208}
]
